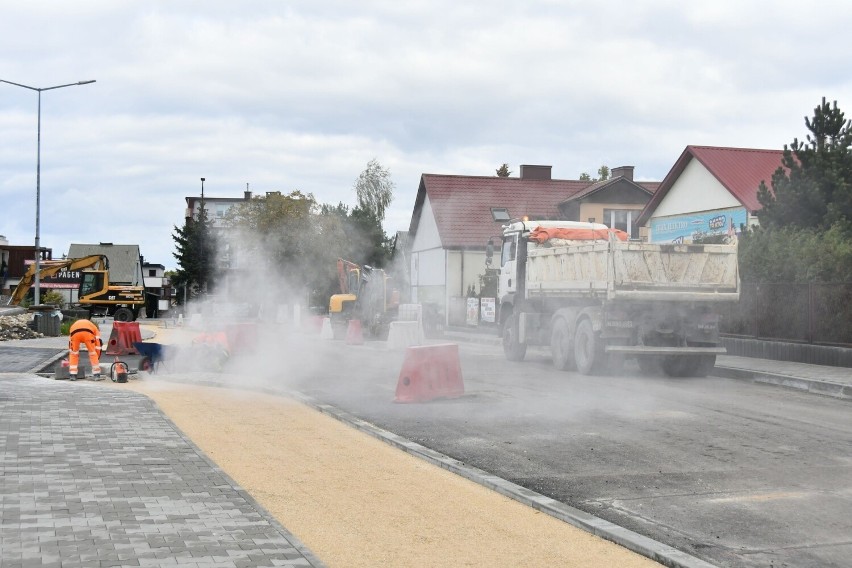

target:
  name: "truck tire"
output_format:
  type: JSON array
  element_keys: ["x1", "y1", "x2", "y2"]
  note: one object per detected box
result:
[
  {"x1": 663, "y1": 355, "x2": 716, "y2": 377},
  {"x1": 574, "y1": 319, "x2": 603, "y2": 375},
  {"x1": 550, "y1": 318, "x2": 574, "y2": 371},
  {"x1": 637, "y1": 356, "x2": 662, "y2": 376},
  {"x1": 113, "y1": 308, "x2": 134, "y2": 322},
  {"x1": 662, "y1": 355, "x2": 714, "y2": 377},
  {"x1": 502, "y1": 314, "x2": 527, "y2": 362},
  {"x1": 693, "y1": 354, "x2": 716, "y2": 377}
]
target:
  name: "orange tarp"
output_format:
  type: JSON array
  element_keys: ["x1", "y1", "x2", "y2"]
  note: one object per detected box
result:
[{"x1": 528, "y1": 226, "x2": 629, "y2": 243}]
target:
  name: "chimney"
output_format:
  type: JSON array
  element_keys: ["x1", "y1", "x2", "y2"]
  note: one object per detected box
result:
[
  {"x1": 519, "y1": 165, "x2": 552, "y2": 180},
  {"x1": 244, "y1": 190, "x2": 252, "y2": 200},
  {"x1": 611, "y1": 166, "x2": 634, "y2": 181}
]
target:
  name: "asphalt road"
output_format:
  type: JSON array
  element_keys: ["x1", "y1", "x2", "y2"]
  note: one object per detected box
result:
[{"x1": 272, "y1": 338, "x2": 852, "y2": 568}]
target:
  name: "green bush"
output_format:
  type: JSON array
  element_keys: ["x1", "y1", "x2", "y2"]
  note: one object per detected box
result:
[
  {"x1": 60, "y1": 319, "x2": 78, "y2": 336},
  {"x1": 40, "y1": 290, "x2": 65, "y2": 308},
  {"x1": 738, "y1": 224, "x2": 852, "y2": 283}
]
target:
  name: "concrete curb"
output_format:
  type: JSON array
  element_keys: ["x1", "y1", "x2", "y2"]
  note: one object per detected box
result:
[{"x1": 712, "y1": 366, "x2": 852, "y2": 401}]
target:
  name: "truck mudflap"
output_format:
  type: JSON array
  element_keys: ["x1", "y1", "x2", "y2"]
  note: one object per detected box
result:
[{"x1": 605, "y1": 345, "x2": 727, "y2": 355}]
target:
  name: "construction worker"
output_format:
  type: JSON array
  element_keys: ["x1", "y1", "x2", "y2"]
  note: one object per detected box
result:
[{"x1": 68, "y1": 318, "x2": 103, "y2": 380}]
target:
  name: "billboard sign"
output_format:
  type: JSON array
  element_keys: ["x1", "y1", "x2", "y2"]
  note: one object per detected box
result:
[{"x1": 650, "y1": 207, "x2": 747, "y2": 244}]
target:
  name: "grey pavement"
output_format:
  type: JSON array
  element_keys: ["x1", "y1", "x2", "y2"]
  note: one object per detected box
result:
[{"x1": 0, "y1": 375, "x2": 325, "y2": 568}]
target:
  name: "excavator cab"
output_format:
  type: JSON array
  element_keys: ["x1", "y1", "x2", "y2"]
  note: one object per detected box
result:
[{"x1": 79, "y1": 271, "x2": 106, "y2": 297}]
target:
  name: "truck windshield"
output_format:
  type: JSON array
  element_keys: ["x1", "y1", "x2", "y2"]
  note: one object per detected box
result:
[{"x1": 501, "y1": 236, "x2": 516, "y2": 267}]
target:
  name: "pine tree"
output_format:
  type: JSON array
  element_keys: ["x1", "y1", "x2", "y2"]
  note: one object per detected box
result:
[
  {"x1": 496, "y1": 163, "x2": 512, "y2": 177},
  {"x1": 757, "y1": 97, "x2": 852, "y2": 231},
  {"x1": 171, "y1": 204, "x2": 216, "y2": 301}
]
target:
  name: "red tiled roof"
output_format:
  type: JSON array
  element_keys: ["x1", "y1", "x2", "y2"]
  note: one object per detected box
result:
[
  {"x1": 637, "y1": 146, "x2": 784, "y2": 225},
  {"x1": 409, "y1": 174, "x2": 591, "y2": 248}
]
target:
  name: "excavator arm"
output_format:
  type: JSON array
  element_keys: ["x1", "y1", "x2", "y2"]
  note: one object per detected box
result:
[
  {"x1": 337, "y1": 258, "x2": 361, "y2": 294},
  {"x1": 7, "y1": 255, "x2": 109, "y2": 306}
]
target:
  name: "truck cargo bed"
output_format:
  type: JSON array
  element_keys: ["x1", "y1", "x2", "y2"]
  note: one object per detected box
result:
[{"x1": 525, "y1": 241, "x2": 739, "y2": 302}]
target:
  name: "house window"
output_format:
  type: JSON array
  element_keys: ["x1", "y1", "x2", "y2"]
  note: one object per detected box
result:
[
  {"x1": 148, "y1": 269, "x2": 156, "y2": 277},
  {"x1": 603, "y1": 209, "x2": 634, "y2": 238}
]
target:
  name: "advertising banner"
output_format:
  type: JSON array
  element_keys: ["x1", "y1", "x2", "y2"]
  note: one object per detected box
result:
[
  {"x1": 466, "y1": 297, "x2": 479, "y2": 326},
  {"x1": 23, "y1": 260, "x2": 81, "y2": 289},
  {"x1": 650, "y1": 207, "x2": 747, "y2": 244},
  {"x1": 481, "y1": 297, "x2": 496, "y2": 323}
]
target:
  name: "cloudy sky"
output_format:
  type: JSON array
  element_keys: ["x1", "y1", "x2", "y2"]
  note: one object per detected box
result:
[{"x1": 2, "y1": 1, "x2": 850, "y2": 270}]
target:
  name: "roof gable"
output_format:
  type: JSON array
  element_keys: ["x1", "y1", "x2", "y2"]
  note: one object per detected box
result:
[
  {"x1": 638, "y1": 145, "x2": 784, "y2": 225},
  {"x1": 560, "y1": 177, "x2": 658, "y2": 204},
  {"x1": 409, "y1": 174, "x2": 591, "y2": 248}
]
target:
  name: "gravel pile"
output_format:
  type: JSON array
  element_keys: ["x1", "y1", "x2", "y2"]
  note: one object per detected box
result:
[{"x1": 0, "y1": 313, "x2": 44, "y2": 341}]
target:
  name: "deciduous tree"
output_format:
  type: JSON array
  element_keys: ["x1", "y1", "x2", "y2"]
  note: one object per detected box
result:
[{"x1": 354, "y1": 158, "x2": 395, "y2": 223}]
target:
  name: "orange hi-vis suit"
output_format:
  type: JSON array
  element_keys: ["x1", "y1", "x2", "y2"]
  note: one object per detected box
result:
[{"x1": 68, "y1": 319, "x2": 103, "y2": 376}]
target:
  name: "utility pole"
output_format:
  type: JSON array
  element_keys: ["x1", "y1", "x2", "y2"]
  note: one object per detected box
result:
[{"x1": 200, "y1": 177, "x2": 206, "y2": 294}]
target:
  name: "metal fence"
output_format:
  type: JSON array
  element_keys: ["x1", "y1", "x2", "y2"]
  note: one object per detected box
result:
[{"x1": 720, "y1": 282, "x2": 852, "y2": 347}]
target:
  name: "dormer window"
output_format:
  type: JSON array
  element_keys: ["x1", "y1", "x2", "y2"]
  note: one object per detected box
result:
[{"x1": 491, "y1": 207, "x2": 511, "y2": 222}]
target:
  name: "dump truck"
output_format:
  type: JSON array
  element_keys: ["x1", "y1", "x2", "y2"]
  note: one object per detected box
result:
[
  {"x1": 8, "y1": 255, "x2": 145, "y2": 321},
  {"x1": 489, "y1": 220, "x2": 739, "y2": 377},
  {"x1": 328, "y1": 258, "x2": 399, "y2": 339}
]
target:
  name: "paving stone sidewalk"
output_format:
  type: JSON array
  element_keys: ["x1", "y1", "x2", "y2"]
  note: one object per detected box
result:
[{"x1": 0, "y1": 375, "x2": 325, "y2": 568}]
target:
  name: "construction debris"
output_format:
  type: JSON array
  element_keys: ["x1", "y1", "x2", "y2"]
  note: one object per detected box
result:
[{"x1": 0, "y1": 313, "x2": 44, "y2": 341}]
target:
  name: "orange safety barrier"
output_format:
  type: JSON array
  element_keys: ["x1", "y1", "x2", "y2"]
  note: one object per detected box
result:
[
  {"x1": 106, "y1": 321, "x2": 142, "y2": 355},
  {"x1": 304, "y1": 315, "x2": 325, "y2": 334},
  {"x1": 394, "y1": 344, "x2": 464, "y2": 403},
  {"x1": 226, "y1": 323, "x2": 258, "y2": 354},
  {"x1": 345, "y1": 319, "x2": 364, "y2": 345}
]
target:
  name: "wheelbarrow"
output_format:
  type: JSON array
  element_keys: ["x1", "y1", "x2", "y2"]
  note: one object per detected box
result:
[{"x1": 134, "y1": 342, "x2": 172, "y2": 373}]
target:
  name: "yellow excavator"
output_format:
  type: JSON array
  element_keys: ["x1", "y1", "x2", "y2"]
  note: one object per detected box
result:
[
  {"x1": 328, "y1": 258, "x2": 399, "y2": 339},
  {"x1": 7, "y1": 255, "x2": 145, "y2": 321}
]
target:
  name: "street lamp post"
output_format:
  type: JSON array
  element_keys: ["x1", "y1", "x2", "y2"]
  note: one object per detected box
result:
[
  {"x1": 0, "y1": 78, "x2": 96, "y2": 305},
  {"x1": 200, "y1": 177, "x2": 206, "y2": 294}
]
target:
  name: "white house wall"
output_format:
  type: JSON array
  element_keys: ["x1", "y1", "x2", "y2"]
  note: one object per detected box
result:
[
  {"x1": 652, "y1": 158, "x2": 741, "y2": 218},
  {"x1": 410, "y1": 196, "x2": 442, "y2": 251},
  {"x1": 413, "y1": 248, "x2": 446, "y2": 287},
  {"x1": 410, "y1": 196, "x2": 446, "y2": 306}
]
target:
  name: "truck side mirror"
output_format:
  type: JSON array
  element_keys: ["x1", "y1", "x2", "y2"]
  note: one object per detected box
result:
[{"x1": 485, "y1": 240, "x2": 495, "y2": 266}]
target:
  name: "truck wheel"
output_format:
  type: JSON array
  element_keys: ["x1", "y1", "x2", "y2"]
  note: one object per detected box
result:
[
  {"x1": 694, "y1": 354, "x2": 716, "y2": 377},
  {"x1": 637, "y1": 356, "x2": 662, "y2": 376},
  {"x1": 502, "y1": 314, "x2": 527, "y2": 362},
  {"x1": 662, "y1": 355, "x2": 705, "y2": 377},
  {"x1": 574, "y1": 319, "x2": 603, "y2": 375},
  {"x1": 113, "y1": 308, "x2": 134, "y2": 322},
  {"x1": 550, "y1": 318, "x2": 574, "y2": 371}
]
